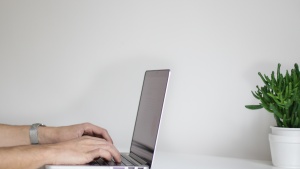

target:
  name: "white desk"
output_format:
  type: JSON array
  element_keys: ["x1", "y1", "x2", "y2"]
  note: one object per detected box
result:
[
  {"x1": 152, "y1": 152, "x2": 278, "y2": 169},
  {"x1": 43, "y1": 152, "x2": 280, "y2": 169}
]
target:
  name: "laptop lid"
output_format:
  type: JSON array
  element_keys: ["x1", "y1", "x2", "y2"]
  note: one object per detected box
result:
[{"x1": 129, "y1": 69, "x2": 170, "y2": 168}]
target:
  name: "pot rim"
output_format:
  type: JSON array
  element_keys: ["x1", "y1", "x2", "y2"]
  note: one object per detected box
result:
[{"x1": 270, "y1": 126, "x2": 300, "y2": 131}]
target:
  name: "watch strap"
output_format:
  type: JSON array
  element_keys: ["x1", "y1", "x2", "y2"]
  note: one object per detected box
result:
[{"x1": 29, "y1": 123, "x2": 45, "y2": 144}]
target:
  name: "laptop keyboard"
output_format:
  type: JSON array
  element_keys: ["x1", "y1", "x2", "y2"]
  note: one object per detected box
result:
[
  {"x1": 88, "y1": 154, "x2": 134, "y2": 166},
  {"x1": 120, "y1": 155, "x2": 134, "y2": 166}
]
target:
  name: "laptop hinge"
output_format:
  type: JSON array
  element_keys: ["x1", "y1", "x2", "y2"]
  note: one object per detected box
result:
[{"x1": 129, "y1": 153, "x2": 148, "y2": 165}]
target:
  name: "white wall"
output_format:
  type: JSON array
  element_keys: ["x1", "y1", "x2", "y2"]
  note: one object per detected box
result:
[{"x1": 1, "y1": 0, "x2": 300, "y2": 161}]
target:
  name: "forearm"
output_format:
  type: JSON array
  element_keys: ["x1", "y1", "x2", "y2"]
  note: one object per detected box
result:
[
  {"x1": 0, "y1": 145, "x2": 51, "y2": 169},
  {"x1": 0, "y1": 124, "x2": 30, "y2": 147},
  {"x1": 0, "y1": 124, "x2": 59, "y2": 147}
]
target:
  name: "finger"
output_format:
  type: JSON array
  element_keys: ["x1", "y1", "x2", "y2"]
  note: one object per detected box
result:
[
  {"x1": 97, "y1": 129, "x2": 113, "y2": 144},
  {"x1": 83, "y1": 123, "x2": 114, "y2": 143},
  {"x1": 80, "y1": 135, "x2": 111, "y2": 144},
  {"x1": 79, "y1": 136, "x2": 120, "y2": 162},
  {"x1": 95, "y1": 142, "x2": 121, "y2": 163},
  {"x1": 88, "y1": 148, "x2": 112, "y2": 162},
  {"x1": 82, "y1": 137, "x2": 121, "y2": 163}
]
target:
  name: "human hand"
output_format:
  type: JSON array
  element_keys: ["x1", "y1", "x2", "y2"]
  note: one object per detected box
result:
[
  {"x1": 39, "y1": 123, "x2": 114, "y2": 144},
  {"x1": 45, "y1": 135, "x2": 121, "y2": 165},
  {"x1": 0, "y1": 135, "x2": 120, "y2": 169}
]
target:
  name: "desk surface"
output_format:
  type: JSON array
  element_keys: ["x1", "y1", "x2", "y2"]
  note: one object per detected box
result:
[
  {"x1": 152, "y1": 152, "x2": 277, "y2": 169},
  {"x1": 43, "y1": 151, "x2": 279, "y2": 169}
]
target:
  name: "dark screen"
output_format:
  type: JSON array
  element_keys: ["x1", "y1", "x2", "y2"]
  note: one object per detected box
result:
[{"x1": 130, "y1": 70, "x2": 170, "y2": 166}]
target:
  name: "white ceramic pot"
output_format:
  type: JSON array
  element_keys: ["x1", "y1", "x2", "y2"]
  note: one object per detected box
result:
[
  {"x1": 269, "y1": 133, "x2": 300, "y2": 168},
  {"x1": 271, "y1": 126, "x2": 300, "y2": 136}
]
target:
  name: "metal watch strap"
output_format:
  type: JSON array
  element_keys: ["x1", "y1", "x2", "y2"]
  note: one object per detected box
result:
[{"x1": 29, "y1": 123, "x2": 45, "y2": 144}]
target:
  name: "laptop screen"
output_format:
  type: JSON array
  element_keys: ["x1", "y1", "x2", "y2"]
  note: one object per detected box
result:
[{"x1": 130, "y1": 70, "x2": 170, "y2": 166}]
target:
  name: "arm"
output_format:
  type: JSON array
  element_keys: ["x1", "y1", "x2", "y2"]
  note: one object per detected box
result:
[
  {"x1": 0, "y1": 123, "x2": 113, "y2": 147},
  {"x1": 0, "y1": 136, "x2": 121, "y2": 169},
  {"x1": 0, "y1": 145, "x2": 49, "y2": 169},
  {"x1": 0, "y1": 124, "x2": 31, "y2": 147}
]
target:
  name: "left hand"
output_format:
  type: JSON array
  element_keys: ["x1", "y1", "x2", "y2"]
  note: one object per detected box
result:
[{"x1": 38, "y1": 123, "x2": 114, "y2": 144}]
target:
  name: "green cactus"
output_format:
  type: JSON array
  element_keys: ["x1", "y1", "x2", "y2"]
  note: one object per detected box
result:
[{"x1": 245, "y1": 63, "x2": 300, "y2": 128}]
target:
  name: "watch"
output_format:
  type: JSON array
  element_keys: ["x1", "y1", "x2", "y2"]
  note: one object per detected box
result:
[{"x1": 29, "y1": 123, "x2": 46, "y2": 144}]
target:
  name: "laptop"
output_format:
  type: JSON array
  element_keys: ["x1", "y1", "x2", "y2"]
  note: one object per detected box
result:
[{"x1": 45, "y1": 69, "x2": 171, "y2": 169}]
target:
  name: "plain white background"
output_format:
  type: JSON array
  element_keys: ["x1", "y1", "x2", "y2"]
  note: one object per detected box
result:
[{"x1": 0, "y1": 0, "x2": 300, "y2": 161}]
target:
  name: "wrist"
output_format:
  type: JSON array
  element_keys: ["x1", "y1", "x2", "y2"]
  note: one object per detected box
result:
[
  {"x1": 42, "y1": 143, "x2": 66, "y2": 165},
  {"x1": 29, "y1": 145, "x2": 53, "y2": 167},
  {"x1": 38, "y1": 127, "x2": 59, "y2": 144},
  {"x1": 38, "y1": 144, "x2": 57, "y2": 165}
]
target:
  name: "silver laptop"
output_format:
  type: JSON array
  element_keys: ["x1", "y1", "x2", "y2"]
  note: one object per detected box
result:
[{"x1": 45, "y1": 69, "x2": 170, "y2": 169}]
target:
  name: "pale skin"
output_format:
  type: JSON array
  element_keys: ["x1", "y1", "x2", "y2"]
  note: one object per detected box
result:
[{"x1": 0, "y1": 123, "x2": 121, "y2": 169}]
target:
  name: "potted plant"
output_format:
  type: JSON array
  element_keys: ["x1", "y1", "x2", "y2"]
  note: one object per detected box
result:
[{"x1": 245, "y1": 63, "x2": 300, "y2": 168}]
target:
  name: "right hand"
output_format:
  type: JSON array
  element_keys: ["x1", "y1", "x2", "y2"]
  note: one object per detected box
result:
[{"x1": 46, "y1": 136, "x2": 121, "y2": 165}]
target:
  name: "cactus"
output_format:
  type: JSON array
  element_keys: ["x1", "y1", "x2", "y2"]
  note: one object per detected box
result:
[{"x1": 245, "y1": 63, "x2": 300, "y2": 128}]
